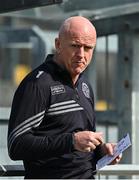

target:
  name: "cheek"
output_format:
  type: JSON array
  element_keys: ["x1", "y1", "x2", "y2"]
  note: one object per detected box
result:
[
  {"x1": 87, "y1": 57, "x2": 92, "y2": 65},
  {"x1": 60, "y1": 49, "x2": 71, "y2": 61},
  {"x1": 63, "y1": 48, "x2": 74, "y2": 58},
  {"x1": 85, "y1": 52, "x2": 93, "y2": 64}
]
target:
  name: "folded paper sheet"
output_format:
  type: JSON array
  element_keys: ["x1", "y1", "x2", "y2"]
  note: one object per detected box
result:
[{"x1": 97, "y1": 133, "x2": 131, "y2": 170}]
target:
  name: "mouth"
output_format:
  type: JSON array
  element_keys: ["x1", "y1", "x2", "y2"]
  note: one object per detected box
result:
[
  {"x1": 72, "y1": 61, "x2": 86, "y2": 71},
  {"x1": 74, "y1": 61, "x2": 85, "y2": 65}
]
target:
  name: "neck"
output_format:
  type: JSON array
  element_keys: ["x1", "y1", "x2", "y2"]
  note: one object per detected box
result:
[{"x1": 72, "y1": 75, "x2": 79, "y2": 85}]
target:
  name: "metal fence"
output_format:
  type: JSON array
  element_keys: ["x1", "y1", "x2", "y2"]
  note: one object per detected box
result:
[{"x1": 1, "y1": 164, "x2": 139, "y2": 179}]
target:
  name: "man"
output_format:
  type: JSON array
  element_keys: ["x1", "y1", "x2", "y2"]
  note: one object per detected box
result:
[{"x1": 8, "y1": 16, "x2": 121, "y2": 179}]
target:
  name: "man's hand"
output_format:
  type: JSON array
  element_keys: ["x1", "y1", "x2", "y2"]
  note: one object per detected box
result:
[
  {"x1": 100, "y1": 143, "x2": 122, "y2": 164},
  {"x1": 73, "y1": 131, "x2": 103, "y2": 152}
]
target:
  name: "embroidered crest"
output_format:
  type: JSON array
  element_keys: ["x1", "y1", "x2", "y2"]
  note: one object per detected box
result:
[
  {"x1": 51, "y1": 85, "x2": 65, "y2": 95},
  {"x1": 82, "y1": 82, "x2": 90, "y2": 98}
]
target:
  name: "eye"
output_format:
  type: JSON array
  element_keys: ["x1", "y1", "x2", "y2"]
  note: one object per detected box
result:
[
  {"x1": 71, "y1": 44, "x2": 81, "y2": 48},
  {"x1": 84, "y1": 46, "x2": 94, "y2": 51}
]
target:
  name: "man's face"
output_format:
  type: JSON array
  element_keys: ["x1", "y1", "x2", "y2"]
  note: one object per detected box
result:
[{"x1": 55, "y1": 29, "x2": 96, "y2": 79}]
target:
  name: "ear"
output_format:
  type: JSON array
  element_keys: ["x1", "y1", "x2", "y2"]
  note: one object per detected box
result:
[{"x1": 55, "y1": 37, "x2": 60, "y2": 53}]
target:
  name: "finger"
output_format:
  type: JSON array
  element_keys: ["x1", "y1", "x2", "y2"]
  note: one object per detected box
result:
[
  {"x1": 89, "y1": 138, "x2": 102, "y2": 146},
  {"x1": 90, "y1": 132, "x2": 104, "y2": 144},
  {"x1": 87, "y1": 141, "x2": 97, "y2": 150},
  {"x1": 111, "y1": 143, "x2": 117, "y2": 149},
  {"x1": 84, "y1": 147, "x2": 91, "y2": 152},
  {"x1": 119, "y1": 153, "x2": 122, "y2": 159},
  {"x1": 95, "y1": 132, "x2": 104, "y2": 143},
  {"x1": 110, "y1": 153, "x2": 122, "y2": 165},
  {"x1": 116, "y1": 153, "x2": 122, "y2": 163},
  {"x1": 111, "y1": 157, "x2": 120, "y2": 165},
  {"x1": 105, "y1": 143, "x2": 114, "y2": 155}
]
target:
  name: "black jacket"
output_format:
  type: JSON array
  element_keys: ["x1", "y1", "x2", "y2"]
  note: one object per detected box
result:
[{"x1": 8, "y1": 54, "x2": 101, "y2": 179}]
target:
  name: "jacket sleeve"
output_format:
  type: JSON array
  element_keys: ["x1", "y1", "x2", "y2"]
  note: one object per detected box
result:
[{"x1": 8, "y1": 79, "x2": 73, "y2": 160}]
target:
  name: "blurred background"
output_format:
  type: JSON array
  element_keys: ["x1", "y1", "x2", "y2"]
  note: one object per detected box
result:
[{"x1": 1, "y1": 0, "x2": 139, "y2": 179}]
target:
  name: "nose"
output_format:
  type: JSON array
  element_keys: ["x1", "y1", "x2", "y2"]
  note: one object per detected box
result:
[{"x1": 76, "y1": 46, "x2": 84, "y2": 58}]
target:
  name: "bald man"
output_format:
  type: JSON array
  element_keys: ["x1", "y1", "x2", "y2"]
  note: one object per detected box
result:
[{"x1": 8, "y1": 16, "x2": 121, "y2": 179}]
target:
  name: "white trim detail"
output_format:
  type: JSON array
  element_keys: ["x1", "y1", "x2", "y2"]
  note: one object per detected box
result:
[
  {"x1": 47, "y1": 100, "x2": 84, "y2": 116},
  {"x1": 50, "y1": 100, "x2": 76, "y2": 108},
  {"x1": 48, "y1": 103, "x2": 80, "y2": 112},
  {"x1": 47, "y1": 107, "x2": 83, "y2": 116},
  {"x1": 8, "y1": 110, "x2": 45, "y2": 152},
  {"x1": 8, "y1": 110, "x2": 45, "y2": 142}
]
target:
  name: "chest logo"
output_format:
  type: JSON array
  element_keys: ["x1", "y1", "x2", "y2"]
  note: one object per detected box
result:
[
  {"x1": 82, "y1": 82, "x2": 90, "y2": 98},
  {"x1": 51, "y1": 85, "x2": 65, "y2": 95}
]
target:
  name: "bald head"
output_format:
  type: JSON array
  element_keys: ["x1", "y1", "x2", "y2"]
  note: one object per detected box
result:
[
  {"x1": 58, "y1": 16, "x2": 96, "y2": 42},
  {"x1": 55, "y1": 16, "x2": 97, "y2": 84}
]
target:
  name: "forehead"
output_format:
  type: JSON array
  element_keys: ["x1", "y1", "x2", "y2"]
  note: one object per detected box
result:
[{"x1": 65, "y1": 29, "x2": 96, "y2": 45}]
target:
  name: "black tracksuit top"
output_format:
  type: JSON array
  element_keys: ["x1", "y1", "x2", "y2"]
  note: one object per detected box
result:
[{"x1": 8, "y1": 54, "x2": 101, "y2": 179}]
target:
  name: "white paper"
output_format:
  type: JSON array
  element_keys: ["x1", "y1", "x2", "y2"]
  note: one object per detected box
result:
[{"x1": 96, "y1": 133, "x2": 131, "y2": 170}]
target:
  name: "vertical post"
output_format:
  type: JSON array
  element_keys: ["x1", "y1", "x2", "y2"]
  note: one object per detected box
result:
[
  {"x1": 117, "y1": 29, "x2": 132, "y2": 164},
  {"x1": 132, "y1": 33, "x2": 139, "y2": 171},
  {"x1": 105, "y1": 36, "x2": 110, "y2": 110}
]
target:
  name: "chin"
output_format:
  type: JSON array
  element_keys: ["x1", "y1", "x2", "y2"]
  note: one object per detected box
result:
[{"x1": 74, "y1": 69, "x2": 84, "y2": 75}]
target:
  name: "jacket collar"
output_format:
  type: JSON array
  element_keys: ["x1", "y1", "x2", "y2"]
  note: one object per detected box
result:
[{"x1": 44, "y1": 54, "x2": 84, "y2": 86}]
